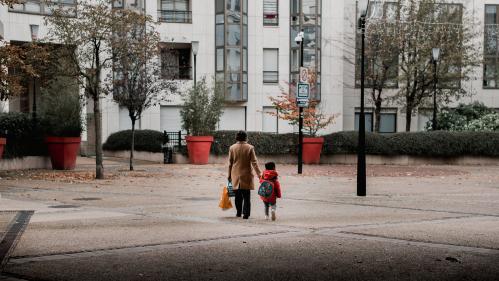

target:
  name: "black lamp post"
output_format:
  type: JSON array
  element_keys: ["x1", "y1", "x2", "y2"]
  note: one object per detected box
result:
[
  {"x1": 357, "y1": 0, "x2": 369, "y2": 197},
  {"x1": 30, "y1": 24, "x2": 39, "y2": 122},
  {"x1": 295, "y1": 30, "x2": 305, "y2": 175},
  {"x1": 431, "y1": 47, "x2": 441, "y2": 131},
  {"x1": 192, "y1": 41, "x2": 199, "y2": 87}
]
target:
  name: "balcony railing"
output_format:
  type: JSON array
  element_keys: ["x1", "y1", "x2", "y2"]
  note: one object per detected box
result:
[
  {"x1": 162, "y1": 66, "x2": 192, "y2": 80},
  {"x1": 158, "y1": 10, "x2": 192, "y2": 23}
]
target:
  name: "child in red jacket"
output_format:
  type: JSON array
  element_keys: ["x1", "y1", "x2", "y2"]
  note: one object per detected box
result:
[{"x1": 259, "y1": 162, "x2": 281, "y2": 221}]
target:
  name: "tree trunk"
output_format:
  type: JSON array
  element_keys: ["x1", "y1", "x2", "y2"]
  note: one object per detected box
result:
[
  {"x1": 405, "y1": 105, "x2": 413, "y2": 132},
  {"x1": 130, "y1": 119, "x2": 135, "y2": 171},
  {"x1": 374, "y1": 98, "x2": 382, "y2": 133},
  {"x1": 94, "y1": 96, "x2": 104, "y2": 179}
]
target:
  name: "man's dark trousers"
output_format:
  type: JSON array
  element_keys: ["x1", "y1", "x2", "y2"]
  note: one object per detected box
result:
[{"x1": 235, "y1": 189, "x2": 251, "y2": 218}]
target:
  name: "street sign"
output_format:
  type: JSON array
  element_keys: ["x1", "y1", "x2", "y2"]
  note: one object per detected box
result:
[
  {"x1": 297, "y1": 98, "x2": 309, "y2": 108},
  {"x1": 297, "y1": 83, "x2": 310, "y2": 98},
  {"x1": 299, "y1": 67, "x2": 309, "y2": 83}
]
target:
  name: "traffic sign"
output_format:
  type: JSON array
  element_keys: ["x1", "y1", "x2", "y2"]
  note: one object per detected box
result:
[
  {"x1": 299, "y1": 67, "x2": 309, "y2": 83},
  {"x1": 297, "y1": 83, "x2": 310, "y2": 99},
  {"x1": 297, "y1": 98, "x2": 309, "y2": 108}
]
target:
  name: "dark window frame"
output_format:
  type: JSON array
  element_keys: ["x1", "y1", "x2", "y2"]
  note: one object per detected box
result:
[
  {"x1": 484, "y1": 4, "x2": 499, "y2": 89},
  {"x1": 263, "y1": 0, "x2": 279, "y2": 26},
  {"x1": 158, "y1": 0, "x2": 192, "y2": 24},
  {"x1": 160, "y1": 43, "x2": 193, "y2": 80}
]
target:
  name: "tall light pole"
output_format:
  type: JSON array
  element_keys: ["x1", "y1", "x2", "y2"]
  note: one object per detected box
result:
[
  {"x1": 29, "y1": 24, "x2": 39, "y2": 122},
  {"x1": 295, "y1": 30, "x2": 304, "y2": 175},
  {"x1": 191, "y1": 41, "x2": 199, "y2": 87},
  {"x1": 431, "y1": 47, "x2": 441, "y2": 131},
  {"x1": 357, "y1": 0, "x2": 369, "y2": 197}
]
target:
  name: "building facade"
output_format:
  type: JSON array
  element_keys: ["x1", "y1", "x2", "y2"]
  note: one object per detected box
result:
[{"x1": 0, "y1": 0, "x2": 498, "y2": 145}]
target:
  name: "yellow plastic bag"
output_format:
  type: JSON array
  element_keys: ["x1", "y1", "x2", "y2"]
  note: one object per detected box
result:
[{"x1": 219, "y1": 186, "x2": 233, "y2": 210}]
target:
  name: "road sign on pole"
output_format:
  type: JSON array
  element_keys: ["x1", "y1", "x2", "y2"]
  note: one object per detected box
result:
[
  {"x1": 297, "y1": 83, "x2": 310, "y2": 107},
  {"x1": 299, "y1": 67, "x2": 309, "y2": 83}
]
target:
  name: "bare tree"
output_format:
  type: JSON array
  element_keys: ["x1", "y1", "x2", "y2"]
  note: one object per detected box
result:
[
  {"x1": 45, "y1": 0, "x2": 117, "y2": 179},
  {"x1": 109, "y1": 9, "x2": 177, "y2": 171},
  {"x1": 395, "y1": 0, "x2": 480, "y2": 131}
]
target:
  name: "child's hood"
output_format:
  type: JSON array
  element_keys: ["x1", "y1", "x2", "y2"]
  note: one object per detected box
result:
[{"x1": 262, "y1": 170, "x2": 278, "y2": 180}]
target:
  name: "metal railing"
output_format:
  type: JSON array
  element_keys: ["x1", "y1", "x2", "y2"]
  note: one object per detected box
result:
[
  {"x1": 162, "y1": 66, "x2": 192, "y2": 80},
  {"x1": 162, "y1": 131, "x2": 185, "y2": 153},
  {"x1": 158, "y1": 10, "x2": 192, "y2": 23}
]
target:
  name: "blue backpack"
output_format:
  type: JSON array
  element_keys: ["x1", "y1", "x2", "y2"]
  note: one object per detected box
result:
[{"x1": 258, "y1": 180, "x2": 274, "y2": 198}]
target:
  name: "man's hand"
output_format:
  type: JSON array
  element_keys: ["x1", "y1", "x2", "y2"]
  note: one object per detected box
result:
[{"x1": 227, "y1": 178, "x2": 231, "y2": 183}]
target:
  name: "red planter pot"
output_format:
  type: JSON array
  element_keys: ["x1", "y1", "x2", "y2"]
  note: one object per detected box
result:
[
  {"x1": 45, "y1": 137, "x2": 81, "y2": 170},
  {"x1": 0, "y1": 138, "x2": 6, "y2": 159},
  {"x1": 302, "y1": 137, "x2": 325, "y2": 165},
  {"x1": 185, "y1": 136, "x2": 214, "y2": 165}
]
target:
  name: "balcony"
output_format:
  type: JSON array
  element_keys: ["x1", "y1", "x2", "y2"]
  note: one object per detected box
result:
[
  {"x1": 158, "y1": 10, "x2": 192, "y2": 23},
  {"x1": 162, "y1": 66, "x2": 192, "y2": 80}
]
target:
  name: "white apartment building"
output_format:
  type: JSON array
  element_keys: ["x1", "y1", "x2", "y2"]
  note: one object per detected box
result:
[{"x1": 1, "y1": 0, "x2": 498, "y2": 147}]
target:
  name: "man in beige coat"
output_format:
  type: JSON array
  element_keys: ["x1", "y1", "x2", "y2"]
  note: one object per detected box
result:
[{"x1": 228, "y1": 131, "x2": 262, "y2": 219}]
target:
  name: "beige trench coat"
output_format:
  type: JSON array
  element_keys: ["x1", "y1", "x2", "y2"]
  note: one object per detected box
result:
[{"x1": 227, "y1": 141, "x2": 262, "y2": 190}]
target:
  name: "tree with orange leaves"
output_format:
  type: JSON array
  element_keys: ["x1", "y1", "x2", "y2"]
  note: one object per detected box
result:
[{"x1": 268, "y1": 83, "x2": 338, "y2": 137}]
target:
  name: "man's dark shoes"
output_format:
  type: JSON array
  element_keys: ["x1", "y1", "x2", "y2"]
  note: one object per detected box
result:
[
  {"x1": 243, "y1": 215, "x2": 249, "y2": 219},
  {"x1": 236, "y1": 213, "x2": 242, "y2": 218}
]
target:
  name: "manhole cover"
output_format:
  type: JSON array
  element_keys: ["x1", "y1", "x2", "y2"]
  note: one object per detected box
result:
[
  {"x1": 73, "y1": 197, "x2": 102, "y2": 201},
  {"x1": 49, "y1": 205, "x2": 80, "y2": 209},
  {"x1": 182, "y1": 197, "x2": 216, "y2": 201}
]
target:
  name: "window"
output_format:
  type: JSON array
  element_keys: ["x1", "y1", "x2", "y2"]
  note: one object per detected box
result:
[
  {"x1": 290, "y1": 0, "x2": 321, "y2": 100},
  {"x1": 379, "y1": 112, "x2": 397, "y2": 133},
  {"x1": 158, "y1": 0, "x2": 191, "y2": 23},
  {"x1": 263, "y1": 0, "x2": 278, "y2": 26},
  {"x1": 417, "y1": 109, "x2": 432, "y2": 131},
  {"x1": 215, "y1": 0, "x2": 248, "y2": 102},
  {"x1": 160, "y1": 44, "x2": 192, "y2": 80},
  {"x1": 354, "y1": 109, "x2": 397, "y2": 133},
  {"x1": 263, "y1": 49, "x2": 279, "y2": 83},
  {"x1": 9, "y1": 0, "x2": 76, "y2": 16},
  {"x1": 484, "y1": 5, "x2": 499, "y2": 88},
  {"x1": 354, "y1": 112, "x2": 374, "y2": 132}
]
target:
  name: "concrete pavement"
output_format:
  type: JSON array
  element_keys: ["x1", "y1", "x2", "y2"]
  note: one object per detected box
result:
[{"x1": 0, "y1": 158, "x2": 498, "y2": 280}]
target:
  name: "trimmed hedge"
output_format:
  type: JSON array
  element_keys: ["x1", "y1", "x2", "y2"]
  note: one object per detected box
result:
[
  {"x1": 325, "y1": 131, "x2": 499, "y2": 157},
  {"x1": 0, "y1": 112, "x2": 47, "y2": 158},
  {"x1": 103, "y1": 130, "x2": 164, "y2": 153},
  {"x1": 102, "y1": 129, "x2": 499, "y2": 157},
  {"x1": 212, "y1": 131, "x2": 297, "y2": 155}
]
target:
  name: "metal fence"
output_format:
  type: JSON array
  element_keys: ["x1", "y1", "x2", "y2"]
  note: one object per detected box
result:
[{"x1": 162, "y1": 131, "x2": 185, "y2": 153}]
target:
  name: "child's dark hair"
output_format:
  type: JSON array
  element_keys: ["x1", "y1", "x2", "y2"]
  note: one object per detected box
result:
[
  {"x1": 236, "y1": 130, "x2": 247, "y2": 142},
  {"x1": 265, "y1": 162, "x2": 276, "y2": 170}
]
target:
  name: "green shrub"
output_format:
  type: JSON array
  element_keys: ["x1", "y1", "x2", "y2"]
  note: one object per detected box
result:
[
  {"x1": 0, "y1": 112, "x2": 47, "y2": 158},
  {"x1": 103, "y1": 130, "x2": 163, "y2": 153},
  {"x1": 431, "y1": 102, "x2": 499, "y2": 132},
  {"x1": 212, "y1": 131, "x2": 297, "y2": 155},
  {"x1": 40, "y1": 77, "x2": 83, "y2": 137},
  {"x1": 323, "y1": 131, "x2": 499, "y2": 157}
]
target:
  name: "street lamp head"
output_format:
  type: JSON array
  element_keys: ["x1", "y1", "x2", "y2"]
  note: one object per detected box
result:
[
  {"x1": 294, "y1": 30, "x2": 304, "y2": 44},
  {"x1": 432, "y1": 48, "x2": 441, "y2": 62},
  {"x1": 191, "y1": 41, "x2": 199, "y2": 56},
  {"x1": 29, "y1": 24, "x2": 39, "y2": 42},
  {"x1": 358, "y1": 0, "x2": 370, "y2": 19}
]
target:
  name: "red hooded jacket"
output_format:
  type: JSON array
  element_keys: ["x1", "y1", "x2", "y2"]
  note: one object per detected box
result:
[{"x1": 259, "y1": 170, "x2": 281, "y2": 204}]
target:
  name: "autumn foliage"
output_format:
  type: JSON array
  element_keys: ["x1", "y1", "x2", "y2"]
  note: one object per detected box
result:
[{"x1": 268, "y1": 83, "x2": 337, "y2": 137}]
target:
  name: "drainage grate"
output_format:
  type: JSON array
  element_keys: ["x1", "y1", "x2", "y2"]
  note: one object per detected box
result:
[
  {"x1": 72, "y1": 197, "x2": 102, "y2": 201},
  {"x1": 0, "y1": 211, "x2": 34, "y2": 271},
  {"x1": 49, "y1": 205, "x2": 80, "y2": 209}
]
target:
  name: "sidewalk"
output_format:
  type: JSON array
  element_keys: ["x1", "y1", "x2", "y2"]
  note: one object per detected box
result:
[{"x1": 0, "y1": 159, "x2": 498, "y2": 280}]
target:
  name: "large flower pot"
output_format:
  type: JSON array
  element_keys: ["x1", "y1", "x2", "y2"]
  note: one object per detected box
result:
[
  {"x1": 45, "y1": 137, "x2": 81, "y2": 170},
  {"x1": 0, "y1": 138, "x2": 6, "y2": 159},
  {"x1": 302, "y1": 137, "x2": 325, "y2": 164},
  {"x1": 185, "y1": 136, "x2": 214, "y2": 165}
]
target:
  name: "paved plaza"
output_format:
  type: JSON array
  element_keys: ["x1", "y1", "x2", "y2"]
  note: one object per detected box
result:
[{"x1": 0, "y1": 158, "x2": 498, "y2": 280}]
